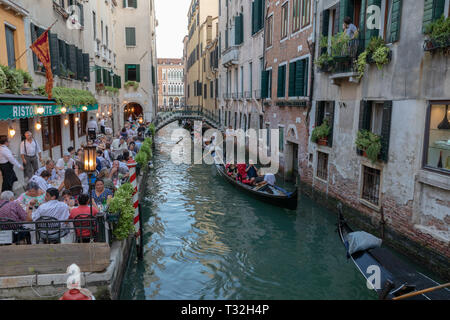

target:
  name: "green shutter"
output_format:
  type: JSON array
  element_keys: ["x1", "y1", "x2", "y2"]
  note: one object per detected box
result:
[
  {"x1": 328, "y1": 102, "x2": 335, "y2": 147},
  {"x1": 303, "y1": 58, "x2": 309, "y2": 97},
  {"x1": 103, "y1": 68, "x2": 108, "y2": 85},
  {"x1": 359, "y1": 0, "x2": 366, "y2": 39},
  {"x1": 365, "y1": 0, "x2": 382, "y2": 44},
  {"x1": 76, "y1": 48, "x2": 83, "y2": 80},
  {"x1": 30, "y1": 24, "x2": 38, "y2": 70},
  {"x1": 357, "y1": 100, "x2": 371, "y2": 155},
  {"x1": 136, "y1": 64, "x2": 140, "y2": 82},
  {"x1": 433, "y1": 0, "x2": 445, "y2": 20},
  {"x1": 261, "y1": 70, "x2": 269, "y2": 99},
  {"x1": 118, "y1": 76, "x2": 122, "y2": 89},
  {"x1": 423, "y1": 0, "x2": 434, "y2": 32},
  {"x1": 77, "y1": 3, "x2": 84, "y2": 26},
  {"x1": 295, "y1": 59, "x2": 305, "y2": 97},
  {"x1": 126, "y1": 27, "x2": 136, "y2": 46},
  {"x1": 96, "y1": 66, "x2": 102, "y2": 84},
  {"x1": 277, "y1": 65, "x2": 286, "y2": 98},
  {"x1": 252, "y1": 1, "x2": 256, "y2": 34},
  {"x1": 288, "y1": 62, "x2": 296, "y2": 97},
  {"x1": 339, "y1": 0, "x2": 350, "y2": 33},
  {"x1": 123, "y1": 0, "x2": 126, "y2": 8},
  {"x1": 49, "y1": 33, "x2": 60, "y2": 76},
  {"x1": 379, "y1": 101, "x2": 392, "y2": 162},
  {"x1": 125, "y1": 65, "x2": 129, "y2": 82},
  {"x1": 69, "y1": 44, "x2": 77, "y2": 73},
  {"x1": 82, "y1": 53, "x2": 90, "y2": 82},
  {"x1": 316, "y1": 101, "x2": 325, "y2": 126},
  {"x1": 235, "y1": 14, "x2": 243, "y2": 45},
  {"x1": 152, "y1": 65, "x2": 155, "y2": 85},
  {"x1": 389, "y1": 0, "x2": 402, "y2": 42},
  {"x1": 321, "y1": 10, "x2": 330, "y2": 37}
]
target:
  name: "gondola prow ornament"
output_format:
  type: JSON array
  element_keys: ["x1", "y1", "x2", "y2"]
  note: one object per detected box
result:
[{"x1": 60, "y1": 264, "x2": 95, "y2": 300}]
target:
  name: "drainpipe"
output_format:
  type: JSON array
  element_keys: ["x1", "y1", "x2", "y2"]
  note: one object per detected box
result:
[{"x1": 306, "y1": 0, "x2": 318, "y2": 128}]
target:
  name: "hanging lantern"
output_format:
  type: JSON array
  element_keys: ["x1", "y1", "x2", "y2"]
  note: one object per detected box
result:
[
  {"x1": 8, "y1": 127, "x2": 15, "y2": 138},
  {"x1": 64, "y1": 118, "x2": 69, "y2": 125},
  {"x1": 82, "y1": 106, "x2": 88, "y2": 112},
  {"x1": 61, "y1": 106, "x2": 67, "y2": 114},
  {"x1": 82, "y1": 146, "x2": 97, "y2": 173},
  {"x1": 35, "y1": 122, "x2": 42, "y2": 130}
]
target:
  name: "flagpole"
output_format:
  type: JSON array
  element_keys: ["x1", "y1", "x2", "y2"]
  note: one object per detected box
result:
[{"x1": 14, "y1": 19, "x2": 59, "y2": 64}]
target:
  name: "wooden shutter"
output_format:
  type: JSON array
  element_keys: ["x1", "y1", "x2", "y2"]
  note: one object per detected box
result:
[
  {"x1": 288, "y1": 62, "x2": 296, "y2": 97},
  {"x1": 334, "y1": 3, "x2": 341, "y2": 35},
  {"x1": 126, "y1": 27, "x2": 136, "y2": 46},
  {"x1": 136, "y1": 64, "x2": 140, "y2": 82},
  {"x1": 379, "y1": 101, "x2": 392, "y2": 162},
  {"x1": 252, "y1": 1, "x2": 256, "y2": 34},
  {"x1": 316, "y1": 101, "x2": 325, "y2": 126},
  {"x1": 77, "y1": 3, "x2": 84, "y2": 26},
  {"x1": 303, "y1": 57, "x2": 309, "y2": 97},
  {"x1": 30, "y1": 23, "x2": 38, "y2": 70},
  {"x1": 96, "y1": 66, "x2": 102, "y2": 83},
  {"x1": 277, "y1": 65, "x2": 285, "y2": 98},
  {"x1": 235, "y1": 15, "x2": 240, "y2": 45},
  {"x1": 328, "y1": 102, "x2": 335, "y2": 147},
  {"x1": 103, "y1": 68, "x2": 108, "y2": 85},
  {"x1": 423, "y1": 0, "x2": 434, "y2": 32},
  {"x1": 389, "y1": 0, "x2": 402, "y2": 42},
  {"x1": 118, "y1": 76, "x2": 122, "y2": 89},
  {"x1": 261, "y1": 70, "x2": 269, "y2": 99},
  {"x1": 82, "y1": 53, "x2": 90, "y2": 82},
  {"x1": 339, "y1": 0, "x2": 349, "y2": 33},
  {"x1": 123, "y1": 0, "x2": 127, "y2": 8},
  {"x1": 365, "y1": 0, "x2": 382, "y2": 42},
  {"x1": 69, "y1": 44, "x2": 77, "y2": 73},
  {"x1": 321, "y1": 10, "x2": 330, "y2": 37},
  {"x1": 49, "y1": 33, "x2": 60, "y2": 76},
  {"x1": 433, "y1": 0, "x2": 446, "y2": 20},
  {"x1": 125, "y1": 65, "x2": 129, "y2": 82},
  {"x1": 76, "y1": 48, "x2": 83, "y2": 80},
  {"x1": 295, "y1": 59, "x2": 305, "y2": 97}
]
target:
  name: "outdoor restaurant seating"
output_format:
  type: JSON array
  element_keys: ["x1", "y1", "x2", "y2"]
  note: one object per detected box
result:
[
  {"x1": 36, "y1": 216, "x2": 69, "y2": 244},
  {"x1": 0, "y1": 217, "x2": 31, "y2": 245},
  {"x1": 73, "y1": 214, "x2": 98, "y2": 243},
  {"x1": 69, "y1": 185, "x2": 84, "y2": 198}
]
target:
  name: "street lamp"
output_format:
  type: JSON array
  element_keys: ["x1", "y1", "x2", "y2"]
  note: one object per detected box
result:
[{"x1": 83, "y1": 146, "x2": 97, "y2": 218}]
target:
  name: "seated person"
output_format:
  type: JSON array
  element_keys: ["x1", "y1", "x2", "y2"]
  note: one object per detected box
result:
[
  {"x1": 91, "y1": 179, "x2": 113, "y2": 207},
  {"x1": 97, "y1": 168, "x2": 115, "y2": 191},
  {"x1": 0, "y1": 191, "x2": 32, "y2": 222},
  {"x1": 58, "y1": 168, "x2": 82, "y2": 193},
  {"x1": 264, "y1": 173, "x2": 276, "y2": 186},
  {"x1": 69, "y1": 194, "x2": 99, "y2": 239},
  {"x1": 236, "y1": 163, "x2": 247, "y2": 181},
  {"x1": 109, "y1": 160, "x2": 130, "y2": 182},
  {"x1": 29, "y1": 170, "x2": 51, "y2": 192},
  {"x1": 226, "y1": 164, "x2": 238, "y2": 178},
  {"x1": 16, "y1": 182, "x2": 46, "y2": 209},
  {"x1": 56, "y1": 152, "x2": 75, "y2": 178},
  {"x1": 61, "y1": 190, "x2": 76, "y2": 208},
  {"x1": 32, "y1": 188, "x2": 70, "y2": 221},
  {"x1": 36, "y1": 160, "x2": 57, "y2": 182},
  {"x1": 97, "y1": 149, "x2": 111, "y2": 170},
  {"x1": 245, "y1": 163, "x2": 258, "y2": 185}
]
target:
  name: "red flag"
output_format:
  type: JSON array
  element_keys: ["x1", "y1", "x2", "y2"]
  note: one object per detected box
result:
[{"x1": 30, "y1": 30, "x2": 53, "y2": 98}]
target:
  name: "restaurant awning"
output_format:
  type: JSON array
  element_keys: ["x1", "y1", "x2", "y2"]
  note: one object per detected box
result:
[{"x1": 0, "y1": 94, "x2": 98, "y2": 121}]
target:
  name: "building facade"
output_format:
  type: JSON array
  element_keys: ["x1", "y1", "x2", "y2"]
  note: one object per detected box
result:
[
  {"x1": 262, "y1": 0, "x2": 314, "y2": 179},
  {"x1": 185, "y1": 0, "x2": 218, "y2": 109},
  {"x1": 157, "y1": 58, "x2": 184, "y2": 111},
  {"x1": 217, "y1": 0, "x2": 266, "y2": 136},
  {"x1": 305, "y1": 0, "x2": 450, "y2": 276}
]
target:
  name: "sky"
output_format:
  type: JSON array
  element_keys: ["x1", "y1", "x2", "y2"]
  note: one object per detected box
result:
[{"x1": 155, "y1": 0, "x2": 191, "y2": 59}]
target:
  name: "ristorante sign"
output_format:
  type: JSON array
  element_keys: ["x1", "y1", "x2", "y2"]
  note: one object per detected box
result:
[{"x1": 0, "y1": 103, "x2": 98, "y2": 121}]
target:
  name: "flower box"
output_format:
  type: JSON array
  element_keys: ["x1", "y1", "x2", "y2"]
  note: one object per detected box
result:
[{"x1": 318, "y1": 138, "x2": 328, "y2": 146}]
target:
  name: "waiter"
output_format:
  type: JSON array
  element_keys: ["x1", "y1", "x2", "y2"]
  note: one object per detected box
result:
[
  {"x1": 0, "y1": 135, "x2": 24, "y2": 191},
  {"x1": 20, "y1": 131, "x2": 42, "y2": 182}
]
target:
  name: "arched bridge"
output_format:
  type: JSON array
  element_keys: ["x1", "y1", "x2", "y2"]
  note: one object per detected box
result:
[{"x1": 153, "y1": 106, "x2": 224, "y2": 132}]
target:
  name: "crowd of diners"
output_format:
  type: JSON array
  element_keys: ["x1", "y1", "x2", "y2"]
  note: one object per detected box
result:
[{"x1": 0, "y1": 116, "x2": 150, "y2": 244}]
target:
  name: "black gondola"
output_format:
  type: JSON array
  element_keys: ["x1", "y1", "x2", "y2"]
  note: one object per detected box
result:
[
  {"x1": 215, "y1": 164, "x2": 298, "y2": 210},
  {"x1": 338, "y1": 207, "x2": 450, "y2": 300}
]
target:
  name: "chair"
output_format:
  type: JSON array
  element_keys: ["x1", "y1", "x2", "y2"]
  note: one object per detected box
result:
[
  {"x1": 73, "y1": 214, "x2": 97, "y2": 243},
  {"x1": 36, "y1": 216, "x2": 68, "y2": 244},
  {"x1": 0, "y1": 218, "x2": 31, "y2": 245}
]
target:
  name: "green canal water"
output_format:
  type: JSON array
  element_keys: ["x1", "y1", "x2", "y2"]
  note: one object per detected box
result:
[{"x1": 119, "y1": 124, "x2": 381, "y2": 300}]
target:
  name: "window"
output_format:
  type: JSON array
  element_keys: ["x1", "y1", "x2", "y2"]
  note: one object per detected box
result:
[
  {"x1": 266, "y1": 15, "x2": 273, "y2": 48},
  {"x1": 361, "y1": 166, "x2": 381, "y2": 206},
  {"x1": 292, "y1": 0, "x2": 301, "y2": 32},
  {"x1": 240, "y1": 66, "x2": 244, "y2": 96},
  {"x1": 93, "y1": 12, "x2": 97, "y2": 40},
  {"x1": 358, "y1": 101, "x2": 392, "y2": 162},
  {"x1": 105, "y1": 26, "x2": 109, "y2": 47},
  {"x1": 277, "y1": 64, "x2": 286, "y2": 98},
  {"x1": 281, "y1": 2, "x2": 289, "y2": 39},
  {"x1": 5, "y1": 25, "x2": 16, "y2": 68},
  {"x1": 125, "y1": 27, "x2": 136, "y2": 46},
  {"x1": 252, "y1": 0, "x2": 265, "y2": 35},
  {"x1": 316, "y1": 151, "x2": 329, "y2": 180},
  {"x1": 249, "y1": 62, "x2": 253, "y2": 94},
  {"x1": 266, "y1": 123, "x2": 271, "y2": 150},
  {"x1": 261, "y1": 69, "x2": 273, "y2": 99},
  {"x1": 125, "y1": 64, "x2": 140, "y2": 82},
  {"x1": 315, "y1": 101, "x2": 335, "y2": 147},
  {"x1": 424, "y1": 103, "x2": 450, "y2": 173},
  {"x1": 301, "y1": 0, "x2": 311, "y2": 27},
  {"x1": 124, "y1": 0, "x2": 137, "y2": 9}
]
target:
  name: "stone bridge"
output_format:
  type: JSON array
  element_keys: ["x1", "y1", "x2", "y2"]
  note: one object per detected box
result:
[{"x1": 153, "y1": 106, "x2": 224, "y2": 132}]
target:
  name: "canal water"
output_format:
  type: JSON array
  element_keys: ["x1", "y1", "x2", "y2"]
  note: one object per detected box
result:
[{"x1": 120, "y1": 124, "x2": 380, "y2": 300}]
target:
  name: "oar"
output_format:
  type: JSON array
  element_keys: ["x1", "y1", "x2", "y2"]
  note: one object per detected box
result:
[{"x1": 392, "y1": 283, "x2": 450, "y2": 300}]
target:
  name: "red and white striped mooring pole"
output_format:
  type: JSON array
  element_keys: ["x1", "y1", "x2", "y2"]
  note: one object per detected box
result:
[{"x1": 127, "y1": 159, "x2": 144, "y2": 260}]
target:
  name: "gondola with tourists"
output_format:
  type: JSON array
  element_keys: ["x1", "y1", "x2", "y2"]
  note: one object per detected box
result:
[
  {"x1": 337, "y1": 206, "x2": 450, "y2": 300},
  {"x1": 215, "y1": 163, "x2": 298, "y2": 210}
]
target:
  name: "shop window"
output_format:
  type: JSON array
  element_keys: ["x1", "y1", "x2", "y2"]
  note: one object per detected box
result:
[
  {"x1": 361, "y1": 165, "x2": 381, "y2": 206},
  {"x1": 424, "y1": 103, "x2": 450, "y2": 173},
  {"x1": 316, "y1": 151, "x2": 329, "y2": 181}
]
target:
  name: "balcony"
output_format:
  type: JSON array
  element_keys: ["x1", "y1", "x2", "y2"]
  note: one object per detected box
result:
[
  {"x1": 232, "y1": 93, "x2": 238, "y2": 100},
  {"x1": 329, "y1": 38, "x2": 364, "y2": 83},
  {"x1": 222, "y1": 46, "x2": 240, "y2": 67},
  {"x1": 223, "y1": 93, "x2": 231, "y2": 100},
  {"x1": 244, "y1": 91, "x2": 252, "y2": 100},
  {"x1": 253, "y1": 90, "x2": 261, "y2": 100},
  {"x1": 95, "y1": 40, "x2": 101, "y2": 57}
]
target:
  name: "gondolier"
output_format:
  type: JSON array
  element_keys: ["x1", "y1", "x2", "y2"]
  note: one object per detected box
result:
[
  {"x1": 0, "y1": 136, "x2": 24, "y2": 192},
  {"x1": 20, "y1": 131, "x2": 42, "y2": 182}
]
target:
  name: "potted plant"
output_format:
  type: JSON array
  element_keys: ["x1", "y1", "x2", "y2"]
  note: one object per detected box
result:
[
  {"x1": 311, "y1": 120, "x2": 331, "y2": 146},
  {"x1": 315, "y1": 53, "x2": 334, "y2": 73},
  {"x1": 0, "y1": 66, "x2": 6, "y2": 94},
  {"x1": 68, "y1": 70, "x2": 76, "y2": 79},
  {"x1": 355, "y1": 130, "x2": 381, "y2": 163},
  {"x1": 424, "y1": 16, "x2": 450, "y2": 52},
  {"x1": 0, "y1": 65, "x2": 24, "y2": 94}
]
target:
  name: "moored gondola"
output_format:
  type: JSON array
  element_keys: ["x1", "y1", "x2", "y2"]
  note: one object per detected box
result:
[
  {"x1": 337, "y1": 206, "x2": 450, "y2": 300},
  {"x1": 215, "y1": 164, "x2": 298, "y2": 210}
]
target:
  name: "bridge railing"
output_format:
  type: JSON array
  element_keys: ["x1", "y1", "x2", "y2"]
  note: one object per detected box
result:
[{"x1": 154, "y1": 106, "x2": 223, "y2": 130}]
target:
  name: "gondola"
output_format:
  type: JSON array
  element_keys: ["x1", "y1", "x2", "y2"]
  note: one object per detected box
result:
[
  {"x1": 338, "y1": 208, "x2": 450, "y2": 300},
  {"x1": 215, "y1": 164, "x2": 298, "y2": 210}
]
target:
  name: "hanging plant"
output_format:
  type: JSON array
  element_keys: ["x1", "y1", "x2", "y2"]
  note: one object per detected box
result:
[
  {"x1": 357, "y1": 51, "x2": 368, "y2": 79},
  {"x1": 372, "y1": 46, "x2": 391, "y2": 70}
]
